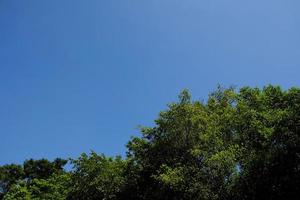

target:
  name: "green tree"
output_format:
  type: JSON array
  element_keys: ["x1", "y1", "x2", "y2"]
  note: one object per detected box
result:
[
  {"x1": 127, "y1": 88, "x2": 239, "y2": 200},
  {"x1": 0, "y1": 158, "x2": 67, "y2": 199},
  {"x1": 3, "y1": 182, "x2": 30, "y2": 200},
  {"x1": 0, "y1": 164, "x2": 24, "y2": 198},
  {"x1": 3, "y1": 173, "x2": 70, "y2": 200},
  {"x1": 29, "y1": 173, "x2": 71, "y2": 200},
  {"x1": 68, "y1": 152, "x2": 126, "y2": 200},
  {"x1": 231, "y1": 86, "x2": 300, "y2": 200},
  {"x1": 1, "y1": 85, "x2": 300, "y2": 200},
  {"x1": 24, "y1": 158, "x2": 67, "y2": 180}
]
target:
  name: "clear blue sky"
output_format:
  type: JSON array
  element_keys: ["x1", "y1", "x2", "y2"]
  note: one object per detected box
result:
[{"x1": 1, "y1": 0, "x2": 300, "y2": 164}]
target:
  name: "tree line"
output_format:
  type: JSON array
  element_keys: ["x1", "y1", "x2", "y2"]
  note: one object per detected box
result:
[{"x1": 1, "y1": 85, "x2": 300, "y2": 200}]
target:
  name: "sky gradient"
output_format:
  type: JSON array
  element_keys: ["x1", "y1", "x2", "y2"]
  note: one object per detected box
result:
[{"x1": 1, "y1": 0, "x2": 300, "y2": 164}]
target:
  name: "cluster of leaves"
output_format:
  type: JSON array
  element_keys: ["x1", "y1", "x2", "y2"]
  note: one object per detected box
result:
[
  {"x1": 1, "y1": 85, "x2": 300, "y2": 200},
  {"x1": 0, "y1": 159, "x2": 70, "y2": 200}
]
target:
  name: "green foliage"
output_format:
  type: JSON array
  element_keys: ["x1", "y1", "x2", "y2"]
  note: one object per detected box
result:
[
  {"x1": 68, "y1": 152, "x2": 126, "y2": 200},
  {"x1": 0, "y1": 164, "x2": 24, "y2": 198},
  {"x1": 29, "y1": 173, "x2": 71, "y2": 200},
  {"x1": 3, "y1": 173, "x2": 71, "y2": 200},
  {"x1": 1, "y1": 85, "x2": 300, "y2": 200},
  {"x1": 126, "y1": 88, "x2": 239, "y2": 200},
  {"x1": 0, "y1": 158, "x2": 68, "y2": 199},
  {"x1": 24, "y1": 158, "x2": 67, "y2": 180},
  {"x1": 3, "y1": 183, "x2": 30, "y2": 200}
]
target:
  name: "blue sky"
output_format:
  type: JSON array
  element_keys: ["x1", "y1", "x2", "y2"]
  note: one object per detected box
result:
[{"x1": 1, "y1": 0, "x2": 300, "y2": 164}]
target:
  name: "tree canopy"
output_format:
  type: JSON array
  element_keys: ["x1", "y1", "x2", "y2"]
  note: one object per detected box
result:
[{"x1": 1, "y1": 85, "x2": 299, "y2": 200}]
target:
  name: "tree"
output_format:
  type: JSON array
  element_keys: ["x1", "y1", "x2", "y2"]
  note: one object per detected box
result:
[
  {"x1": 3, "y1": 182, "x2": 31, "y2": 200},
  {"x1": 126, "y1": 88, "x2": 239, "y2": 200},
  {"x1": 0, "y1": 158, "x2": 67, "y2": 199},
  {"x1": 231, "y1": 86, "x2": 300, "y2": 200},
  {"x1": 0, "y1": 164, "x2": 24, "y2": 198},
  {"x1": 29, "y1": 173, "x2": 71, "y2": 200},
  {"x1": 24, "y1": 158, "x2": 67, "y2": 180},
  {"x1": 1, "y1": 85, "x2": 300, "y2": 200},
  {"x1": 68, "y1": 152, "x2": 126, "y2": 200}
]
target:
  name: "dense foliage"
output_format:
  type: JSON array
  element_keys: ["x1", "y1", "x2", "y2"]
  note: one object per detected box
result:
[{"x1": 1, "y1": 85, "x2": 300, "y2": 200}]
